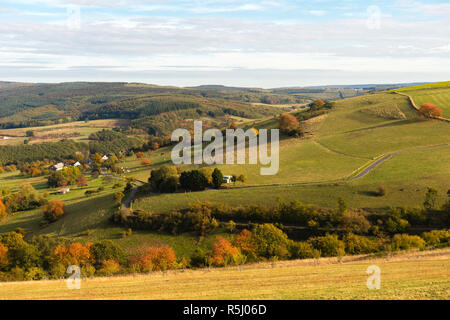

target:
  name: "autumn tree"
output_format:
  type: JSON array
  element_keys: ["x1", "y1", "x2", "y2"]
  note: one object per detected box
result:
[
  {"x1": 97, "y1": 259, "x2": 120, "y2": 275},
  {"x1": 279, "y1": 113, "x2": 299, "y2": 132},
  {"x1": 210, "y1": 237, "x2": 244, "y2": 267},
  {"x1": 419, "y1": 103, "x2": 443, "y2": 118},
  {"x1": 0, "y1": 199, "x2": 6, "y2": 221},
  {"x1": 43, "y1": 200, "x2": 66, "y2": 222},
  {"x1": 92, "y1": 153, "x2": 103, "y2": 166},
  {"x1": 136, "y1": 152, "x2": 145, "y2": 159},
  {"x1": 141, "y1": 158, "x2": 151, "y2": 166},
  {"x1": 0, "y1": 243, "x2": 8, "y2": 268},
  {"x1": 53, "y1": 242, "x2": 92, "y2": 266},
  {"x1": 234, "y1": 229, "x2": 258, "y2": 261},
  {"x1": 311, "y1": 99, "x2": 325, "y2": 110},
  {"x1": 77, "y1": 174, "x2": 87, "y2": 187},
  {"x1": 151, "y1": 142, "x2": 160, "y2": 150},
  {"x1": 131, "y1": 246, "x2": 177, "y2": 272}
]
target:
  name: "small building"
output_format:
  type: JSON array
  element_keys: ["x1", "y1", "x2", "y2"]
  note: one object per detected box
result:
[
  {"x1": 73, "y1": 161, "x2": 81, "y2": 167},
  {"x1": 222, "y1": 175, "x2": 233, "y2": 184},
  {"x1": 102, "y1": 155, "x2": 109, "y2": 161},
  {"x1": 57, "y1": 188, "x2": 70, "y2": 194},
  {"x1": 53, "y1": 162, "x2": 65, "y2": 171}
]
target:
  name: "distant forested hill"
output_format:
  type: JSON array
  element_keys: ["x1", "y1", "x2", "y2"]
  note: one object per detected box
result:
[
  {"x1": 0, "y1": 81, "x2": 414, "y2": 134},
  {"x1": 0, "y1": 82, "x2": 303, "y2": 132}
]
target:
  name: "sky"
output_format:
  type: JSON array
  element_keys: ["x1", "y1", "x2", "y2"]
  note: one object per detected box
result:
[{"x1": 0, "y1": 0, "x2": 449, "y2": 88}]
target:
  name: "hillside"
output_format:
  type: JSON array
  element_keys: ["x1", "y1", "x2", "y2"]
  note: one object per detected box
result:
[
  {"x1": 0, "y1": 82, "x2": 297, "y2": 132},
  {"x1": 393, "y1": 81, "x2": 450, "y2": 118},
  {"x1": 132, "y1": 91, "x2": 450, "y2": 214},
  {"x1": 0, "y1": 248, "x2": 448, "y2": 300},
  {"x1": 0, "y1": 82, "x2": 401, "y2": 132}
]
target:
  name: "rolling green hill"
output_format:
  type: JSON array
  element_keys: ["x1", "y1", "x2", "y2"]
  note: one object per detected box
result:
[{"x1": 393, "y1": 81, "x2": 450, "y2": 118}]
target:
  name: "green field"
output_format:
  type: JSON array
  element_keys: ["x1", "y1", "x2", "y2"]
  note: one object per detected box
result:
[
  {"x1": 393, "y1": 81, "x2": 450, "y2": 118},
  {"x1": 0, "y1": 248, "x2": 448, "y2": 300},
  {"x1": 132, "y1": 91, "x2": 450, "y2": 213}
]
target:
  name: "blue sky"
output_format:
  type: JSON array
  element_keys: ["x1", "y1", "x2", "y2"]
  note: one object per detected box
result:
[{"x1": 1, "y1": 0, "x2": 449, "y2": 87}]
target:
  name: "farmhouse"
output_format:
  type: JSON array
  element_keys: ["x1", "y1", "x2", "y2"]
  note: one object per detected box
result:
[
  {"x1": 102, "y1": 155, "x2": 109, "y2": 160},
  {"x1": 53, "y1": 162, "x2": 65, "y2": 171},
  {"x1": 57, "y1": 188, "x2": 70, "y2": 194},
  {"x1": 222, "y1": 175, "x2": 233, "y2": 184},
  {"x1": 73, "y1": 161, "x2": 81, "y2": 167}
]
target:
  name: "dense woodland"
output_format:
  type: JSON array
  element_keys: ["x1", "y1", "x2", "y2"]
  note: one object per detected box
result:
[{"x1": 0, "y1": 82, "x2": 376, "y2": 130}]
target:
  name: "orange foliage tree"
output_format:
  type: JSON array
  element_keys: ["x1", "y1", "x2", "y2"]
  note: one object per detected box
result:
[
  {"x1": 43, "y1": 200, "x2": 66, "y2": 222},
  {"x1": 0, "y1": 199, "x2": 6, "y2": 221},
  {"x1": 141, "y1": 158, "x2": 151, "y2": 166},
  {"x1": 136, "y1": 152, "x2": 145, "y2": 159},
  {"x1": 419, "y1": 103, "x2": 443, "y2": 118},
  {"x1": 77, "y1": 174, "x2": 87, "y2": 187},
  {"x1": 311, "y1": 99, "x2": 325, "y2": 109},
  {"x1": 279, "y1": 113, "x2": 299, "y2": 132},
  {"x1": 234, "y1": 229, "x2": 257, "y2": 261},
  {"x1": 0, "y1": 243, "x2": 8, "y2": 267},
  {"x1": 53, "y1": 242, "x2": 93, "y2": 266},
  {"x1": 131, "y1": 246, "x2": 177, "y2": 272},
  {"x1": 210, "y1": 236, "x2": 243, "y2": 267}
]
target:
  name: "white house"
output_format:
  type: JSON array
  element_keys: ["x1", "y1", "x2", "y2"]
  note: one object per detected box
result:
[
  {"x1": 53, "y1": 162, "x2": 65, "y2": 171},
  {"x1": 102, "y1": 155, "x2": 109, "y2": 161},
  {"x1": 57, "y1": 188, "x2": 70, "y2": 194},
  {"x1": 222, "y1": 175, "x2": 233, "y2": 184},
  {"x1": 73, "y1": 161, "x2": 81, "y2": 167}
]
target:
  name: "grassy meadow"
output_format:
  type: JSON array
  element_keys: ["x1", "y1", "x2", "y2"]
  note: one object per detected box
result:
[
  {"x1": 0, "y1": 248, "x2": 448, "y2": 300},
  {"x1": 131, "y1": 91, "x2": 450, "y2": 213},
  {"x1": 393, "y1": 81, "x2": 450, "y2": 118}
]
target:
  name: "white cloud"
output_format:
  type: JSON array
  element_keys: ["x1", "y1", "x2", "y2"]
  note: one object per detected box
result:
[
  {"x1": 308, "y1": 10, "x2": 326, "y2": 16},
  {"x1": 1, "y1": 0, "x2": 449, "y2": 86}
]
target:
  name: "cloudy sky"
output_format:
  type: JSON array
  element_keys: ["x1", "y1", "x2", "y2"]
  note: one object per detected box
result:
[{"x1": 1, "y1": 0, "x2": 449, "y2": 87}]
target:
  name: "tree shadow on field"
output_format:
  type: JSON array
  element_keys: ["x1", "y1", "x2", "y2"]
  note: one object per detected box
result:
[{"x1": 358, "y1": 190, "x2": 382, "y2": 197}]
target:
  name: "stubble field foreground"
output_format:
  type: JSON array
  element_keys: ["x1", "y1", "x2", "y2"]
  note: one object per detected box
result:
[{"x1": 0, "y1": 248, "x2": 448, "y2": 300}]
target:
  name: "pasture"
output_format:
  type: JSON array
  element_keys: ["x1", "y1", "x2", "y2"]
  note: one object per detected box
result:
[
  {"x1": 127, "y1": 91, "x2": 450, "y2": 213},
  {"x1": 393, "y1": 81, "x2": 450, "y2": 118}
]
